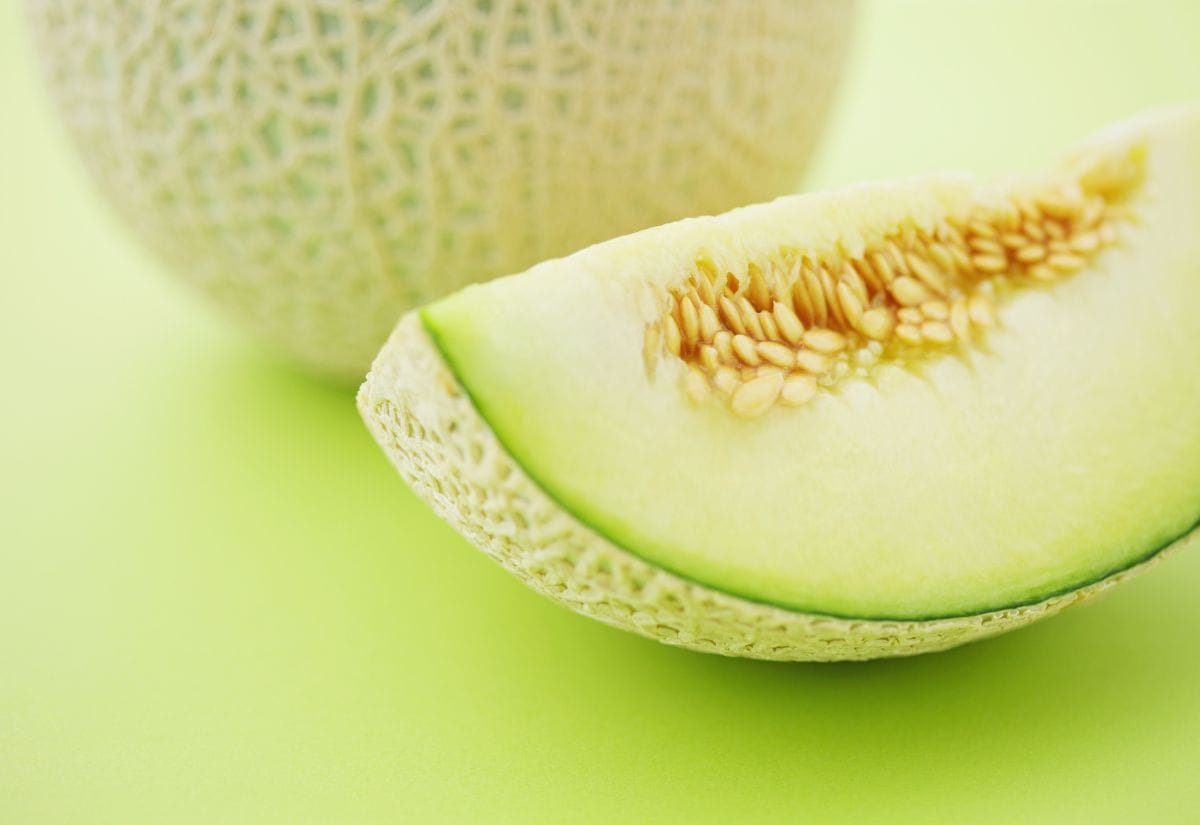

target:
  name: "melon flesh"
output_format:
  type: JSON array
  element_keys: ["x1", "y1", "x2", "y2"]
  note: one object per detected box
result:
[{"x1": 362, "y1": 104, "x2": 1200, "y2": 658}]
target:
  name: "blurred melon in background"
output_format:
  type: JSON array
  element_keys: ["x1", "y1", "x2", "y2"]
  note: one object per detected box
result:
[{"x1": 27, "y1": 0, "x2": 854, "y2": 380}]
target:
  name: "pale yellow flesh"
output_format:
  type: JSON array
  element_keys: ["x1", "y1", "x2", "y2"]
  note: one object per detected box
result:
[
  {"x1": 358, "y1": 313, "x2": 1193, "y2": 660},
  {"x1": 422, "y1": 104, "x2": 1200, "y2": 620}
]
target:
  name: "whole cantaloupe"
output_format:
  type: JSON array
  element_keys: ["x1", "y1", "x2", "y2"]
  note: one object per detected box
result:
[{"x1": 28, "y1": 0, "x2": 854, "y2": 380}]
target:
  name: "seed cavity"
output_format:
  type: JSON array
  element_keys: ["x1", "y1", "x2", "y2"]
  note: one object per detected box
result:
[{"x1": 654, "y1": 151, "x2": 1141, "y2": 418}]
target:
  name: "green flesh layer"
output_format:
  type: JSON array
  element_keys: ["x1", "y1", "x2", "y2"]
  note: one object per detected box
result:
[{"x1": 422, "y1": 105, "x2": 1200, "y2": 620}]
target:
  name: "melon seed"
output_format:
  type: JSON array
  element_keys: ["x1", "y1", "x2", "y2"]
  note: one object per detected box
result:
[{"x1": 655, "y1": 154, "x2": 1138, "y2": 417}]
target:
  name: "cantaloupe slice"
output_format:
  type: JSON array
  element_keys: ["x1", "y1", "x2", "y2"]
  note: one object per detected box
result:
[{"x1": 359, "y1": 104, "x2": 1200, "y2": 661}]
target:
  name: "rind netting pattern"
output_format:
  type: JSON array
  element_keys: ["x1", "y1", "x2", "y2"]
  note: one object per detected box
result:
[
  {"x1": 357, "y1": 314, "x2": 1177, "y2": 662},
  {"x1": 28, "y1": 0, "x2": 853, "y2": 379}
]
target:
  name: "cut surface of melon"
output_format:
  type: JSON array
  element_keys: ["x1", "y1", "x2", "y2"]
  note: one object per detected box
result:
[{"x1": 362, "y1": 104, "x2": 1200, "y2": 657}]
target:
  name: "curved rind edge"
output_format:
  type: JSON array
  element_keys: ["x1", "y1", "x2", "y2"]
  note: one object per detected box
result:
[{"x1": 358, "y1": 313, "x2": 1188, "y2": 662}]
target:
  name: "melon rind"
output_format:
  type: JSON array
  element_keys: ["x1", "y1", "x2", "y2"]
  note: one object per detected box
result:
[
  {"x1": 28, "y1": 0, "x2": 854, "y2": 381},
  {"x1": 358, "y1": 314, "x2": 1190, "y2": 662}
]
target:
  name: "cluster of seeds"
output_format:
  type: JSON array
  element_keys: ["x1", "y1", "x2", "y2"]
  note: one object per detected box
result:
[{"x1": 653, "y1": 165, "x2": 1138, "y2": 418}]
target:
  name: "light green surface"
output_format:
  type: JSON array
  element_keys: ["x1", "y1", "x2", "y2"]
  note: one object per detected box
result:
[{"x1": 2, "y1": 2, "x2": 1199, "y2": 823}]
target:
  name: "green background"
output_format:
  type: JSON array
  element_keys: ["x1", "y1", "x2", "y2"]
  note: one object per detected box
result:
[{"x1": 3, "y1": 2, "x2": 1199, "y2": 822}]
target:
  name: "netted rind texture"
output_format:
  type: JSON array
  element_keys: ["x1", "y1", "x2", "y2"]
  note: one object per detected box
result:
[
  {"x1": 27, "y1": 0, "x2": 854, "y2": 380},
  {"x1": 358, "y1": 315, "x2": 1185, "y2": 662}
]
